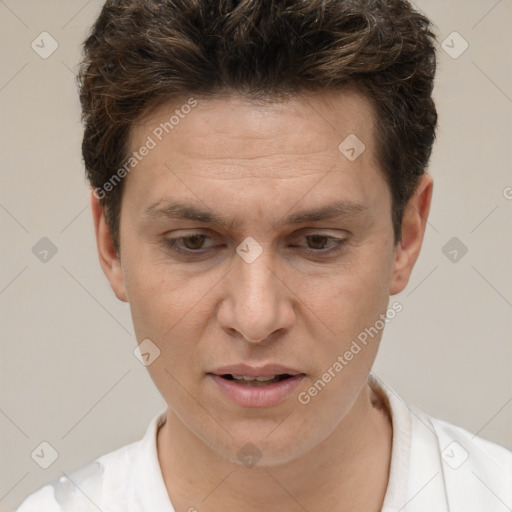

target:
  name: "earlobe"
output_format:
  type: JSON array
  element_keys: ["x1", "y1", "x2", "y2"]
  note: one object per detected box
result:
[
  {"x1": 90, "y1": 190, "x2": 128, "y2": 302},
  {"x1": 390, "y1": 174, "x2": 433, "y2": 295},
  {"x1": 390, "y1": 240, "x2": 408, "y2": 295}
]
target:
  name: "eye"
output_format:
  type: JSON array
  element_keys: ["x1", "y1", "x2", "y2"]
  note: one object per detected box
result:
[
  {"x1": 305, "y1": 234, "x2": 333, "y2": 250},
  {"x1": 296, "y1": 234, "x2": 349, "y2": 255},
  {"x1": 162, "y1": 233, "x2": 215, "y2": 255},
  {"x1": 162, "y1": 232, "x2": 349, "y2": 258},
  {"x1": 180, "y1": 234, "x2": 208, "y2": 250}
]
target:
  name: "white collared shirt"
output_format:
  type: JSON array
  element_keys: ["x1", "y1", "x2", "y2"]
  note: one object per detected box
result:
[{"x1": 16, "y1": 375, "x2": 512, "y2": 511}]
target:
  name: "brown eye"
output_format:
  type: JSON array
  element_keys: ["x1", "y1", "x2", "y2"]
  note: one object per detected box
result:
[
  {"x1": 162, "y1": 233, "x2": 216, "y2": 256},
  {"x1": 306, "y1": 235, "x2": 331, "y2": 250},
  {"x1": 182, "y1": 234, "x2": 207, "y2": 250},
  {"x1": 292, "y1": 233, "x2": 349, "y2": 257}
]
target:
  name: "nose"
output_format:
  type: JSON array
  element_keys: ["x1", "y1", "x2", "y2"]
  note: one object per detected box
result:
[{"x1": 217, "y1": 246, "x2": 296, "y2": 344}]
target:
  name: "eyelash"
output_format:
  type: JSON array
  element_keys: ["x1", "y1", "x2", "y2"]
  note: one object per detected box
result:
[{"x1": 162, "y1": 233, "x2": 349, "y2": 258}]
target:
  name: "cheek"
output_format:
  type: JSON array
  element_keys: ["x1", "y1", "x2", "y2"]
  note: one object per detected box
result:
[
  {"x1": 313, "y1": 251, "x2": 392, "y2": 328},
  {"x1": 303, "y1": 248, "x2": 394, "y2": 380},
  {"x1": 124, "y1": 261, "x2": 211, "y2": 390},
  {"x1": 121, "y1": 239, "x2": 210, "y2": 332},
  {"x1": 295, "y1": 260, "x2": 392, "y2": 421}
]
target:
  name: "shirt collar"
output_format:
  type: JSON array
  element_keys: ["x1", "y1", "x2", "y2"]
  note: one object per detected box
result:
[{"x1": 132, "y1": 405, "x2": 175, "y2": 511}]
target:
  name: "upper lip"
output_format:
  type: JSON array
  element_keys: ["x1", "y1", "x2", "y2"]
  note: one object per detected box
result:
[{"x1": 209, "y1": 363, "x2": 304, "y2": 377}]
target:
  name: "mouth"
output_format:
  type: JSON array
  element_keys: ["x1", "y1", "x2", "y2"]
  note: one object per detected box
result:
[
  {"x1": 207, "y1": 367, "x2": 306, "y2": 407},
  {"x1": 218, "y1": 373, "x2": 295, "y2": 386}
]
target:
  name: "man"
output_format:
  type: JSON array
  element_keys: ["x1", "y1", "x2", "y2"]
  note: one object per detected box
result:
[{"x1": 17, "y1": 0, "x2": 512, "y2": 511}]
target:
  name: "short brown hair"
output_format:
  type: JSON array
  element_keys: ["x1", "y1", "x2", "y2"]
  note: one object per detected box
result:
[{"x1": 78, "y1": 0, "x2": 437, "y2": 253}]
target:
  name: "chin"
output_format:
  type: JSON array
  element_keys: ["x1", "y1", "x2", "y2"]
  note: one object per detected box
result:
[{"x1": 203, "y1": 420, "x2": 320, "y2": 468}]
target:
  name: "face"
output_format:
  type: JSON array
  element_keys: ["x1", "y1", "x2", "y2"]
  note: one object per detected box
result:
[{"x1": 93, "y1": 89, "x2": 429, "y2": 466}]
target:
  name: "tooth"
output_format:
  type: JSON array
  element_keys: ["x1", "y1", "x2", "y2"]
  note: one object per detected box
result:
[{"x1": 230, "y1": 374, "x2": 280, "y2": 383}]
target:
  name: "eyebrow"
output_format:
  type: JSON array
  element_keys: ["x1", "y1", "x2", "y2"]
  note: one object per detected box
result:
[{"x1": 142, "y1": 199, "x2": 372, "y2": 229}]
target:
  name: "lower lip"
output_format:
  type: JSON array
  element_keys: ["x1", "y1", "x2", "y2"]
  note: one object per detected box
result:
[{"x1": 208, "y1": 374, "x2": 306, "y2": 408}]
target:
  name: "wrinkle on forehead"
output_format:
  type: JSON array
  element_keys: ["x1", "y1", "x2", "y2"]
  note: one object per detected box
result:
[
  {"x1": 124, "y1": 90, "x2": 382, "y2": 209},
  {"x1": 165, "y1": 153, "x2": 344, "y2": 181},
  {"x1": 131, "y1": 89, "x2": 375, "y2": 163},
  {"x1": 170, "y1": 171, "x2": 332, "y2": 181}
]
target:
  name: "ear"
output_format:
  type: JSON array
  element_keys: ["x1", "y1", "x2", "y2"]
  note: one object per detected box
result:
[
  {"x1": 390, "y1": 174, "x2": 433, "y2": 295},
  {"x1": 90, "y1": 190, "x2": 128, "y2": 302}
]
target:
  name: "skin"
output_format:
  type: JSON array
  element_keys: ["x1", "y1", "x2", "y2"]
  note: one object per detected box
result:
[{"x1": 92, "y1": 89, "x2": 433, "y2": 512}]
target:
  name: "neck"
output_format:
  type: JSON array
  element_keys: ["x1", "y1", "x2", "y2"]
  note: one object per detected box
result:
[{"x1": 157, "y1": 381, "x2": 392, "y2": 512}]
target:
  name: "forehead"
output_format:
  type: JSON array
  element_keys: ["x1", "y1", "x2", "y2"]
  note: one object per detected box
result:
[
  {"x1": 122, "y1": 90, "x2": 387, "y2": 222},
  {"x1": 130, "y1": 89, "x2": 376, "y2": 169}
]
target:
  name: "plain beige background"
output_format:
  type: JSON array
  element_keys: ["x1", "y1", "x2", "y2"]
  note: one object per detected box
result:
[{"x1": 1, "y1": 0, "x2": 511, "y2": 510}]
